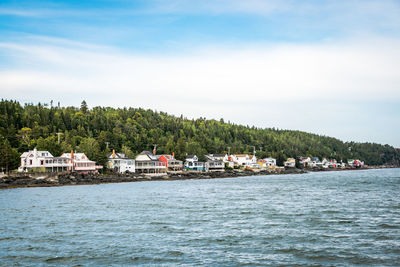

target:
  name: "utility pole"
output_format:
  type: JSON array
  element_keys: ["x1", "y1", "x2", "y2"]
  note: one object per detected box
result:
[
  {"x1": 227, "y1": 146, "x2": 231, "y2": 155},
  {"x1": 251, "y1": 146, "x2": 256, "y2": 156},
  {"x1": 57, "y1": 132, "x2": 62, "y2": 144},
  {"x1": 105, "y1": 142, "x2": 110, "y2": 149}
]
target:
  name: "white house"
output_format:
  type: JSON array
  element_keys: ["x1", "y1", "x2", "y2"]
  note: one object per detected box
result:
[
  {"x1": 348, "y1": 159, "x2": 364, "y2": 168},
  {"x1": 284, "y1": 158, "x2": 296, "y2": 168},
  {"x1": 298, "y1": 157, "x2": 311, "y2": 167},
  {"x1": 230, "y1": 154, "x2": 257, "y2": 167},
  {"x1": 205, "y1": 154, "x2": 225, "y2": 172},
  {"x1": 19, "y1": 148, "x2": 54, "y2": 172},
  {"x1": 135, "y1": 151, "x2": 167, "y2": 174},
  {"x1": 184, "y1": 155, "x2": 208, "y2": 172},
  {"x1": 264, "y1": 157, "x2": 277, "y2": 167},
  {"x1": 107, "y1": 150, "x2": 135, "y2": 173}
]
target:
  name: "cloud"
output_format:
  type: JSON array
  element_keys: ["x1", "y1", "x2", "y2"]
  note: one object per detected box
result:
[{"x1": 1, "y1": 36, "x2": 399, "y2": 100}]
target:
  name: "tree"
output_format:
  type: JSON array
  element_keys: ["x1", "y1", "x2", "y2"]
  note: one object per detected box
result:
[
  {"x1": 78, "y1": 137, "x2": 100, "y2": 161},
  {"x1": 80, "y1": 100, "x2": 88, "y2": 113},
  {"x1": 121, "y1": 145, "x2": 135, "y2": 158},
  {"x1": 0, "y1": 139, "x2": 20, "y2": 173},
  {"x1": 36, "y1": 136, "x2": 62, "y2": 156},
  {"x1": 18, "y1": 127, "x2": 32, "y2": 145},
  {"x1": 187, "y1": 141, "x2": 207, "y2": 161}
]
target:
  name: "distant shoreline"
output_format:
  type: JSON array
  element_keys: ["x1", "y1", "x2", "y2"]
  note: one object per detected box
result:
[{"x1": 0, "y1": 166, "x2": 396, "y2": 190}]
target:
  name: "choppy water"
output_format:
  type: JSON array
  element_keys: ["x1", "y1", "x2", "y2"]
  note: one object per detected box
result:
[{"x1": 1, "y1": 168, "x2": 400, "y2": 266}]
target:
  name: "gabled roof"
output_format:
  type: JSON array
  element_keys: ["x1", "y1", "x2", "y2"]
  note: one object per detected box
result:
[
  {"x1": 186, "y1": 155, "x2": 196, "y2": 159},
  {"x1": 157, "y1": 154, "x2": 173, "y2": 160},
  {"x1": 137, "y1": 150, "x2": 158, "y2": 161},
  {"x1": 20, "y1": 150, "x2": 53, "y2": 158},
  {"x1": 107, "y1": 153, "x2": 127, "y2": 159}
]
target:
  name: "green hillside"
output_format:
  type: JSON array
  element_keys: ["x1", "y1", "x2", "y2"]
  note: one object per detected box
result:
[{"x1": 1, "y1": 99, "x2": 399, "y2": 171}]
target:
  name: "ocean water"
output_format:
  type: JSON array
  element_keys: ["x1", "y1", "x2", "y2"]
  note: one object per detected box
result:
[{"x1": 1, "y1": 168, "x2": 400, "y2": 266}]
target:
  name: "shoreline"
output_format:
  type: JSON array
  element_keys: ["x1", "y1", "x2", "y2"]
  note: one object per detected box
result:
[{"x1": 0, "y1": 166, "x2": 396, "y2": 190}]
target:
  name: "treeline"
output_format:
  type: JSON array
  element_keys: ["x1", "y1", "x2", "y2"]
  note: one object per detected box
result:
[{"x1": 0, "y1": 99, "x2": 399, "y2": 171}]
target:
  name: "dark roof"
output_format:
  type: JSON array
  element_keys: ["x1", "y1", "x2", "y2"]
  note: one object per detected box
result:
[
  {"x1": 213, "y1": 154, "x2": 226, "y2": 157},
  {"x1": 186, "y1": 155, "x2": 196, "y2": 159}
]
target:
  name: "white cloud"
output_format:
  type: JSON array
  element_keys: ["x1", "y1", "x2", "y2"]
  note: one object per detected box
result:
[{"x1": 0, "y1": 36, "x2": 399, "y2": 145}]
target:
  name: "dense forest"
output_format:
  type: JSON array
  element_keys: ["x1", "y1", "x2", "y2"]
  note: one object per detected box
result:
[{"x1": 0, "y1": 99, "x2": 399, "y2": 172}]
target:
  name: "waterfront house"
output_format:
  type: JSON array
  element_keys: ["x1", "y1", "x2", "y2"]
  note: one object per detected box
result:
[
  {"x1": 284, "y1": 158, "x2": 296, "y2": 168},
  {"x1": 348, "y1": 159, "x2": 364, "y2": 168},
  {"x1": 157, "y1": 154, "x2": 183, "y2": 172},
  {"x1": 298, "y1": 157, "x2": 311, "y2": 167},
  {"x1": 19, "y1": 148, "x2": 55, "y2": 172},
  {"x1": 184, "y1": 155, "x2": 208, "y2": 172},
  {"x1": 135, "y1": 151, "x2": 167, "y2": 174},
  {"x1": 205, "y1": 154, "x2": 225, "y2": 172},
  {"x1": 264, "y1": 158, "x2": 277, "y2": 168},
  {"x1": 321, "y1": 158, "x2": 330, "y2": 168},
  {"x1": 107, "y1": 150, "x2": 135, "y2": 173},
  {"x1": 231, "y1": 154, "x2": 257, "y2": 167},
  {"x1": 61, "y1": 152, "x2": 103, "y2": 174},
  {"x1": 223, "y1": 155, "x2": 235, "y2": 168}
]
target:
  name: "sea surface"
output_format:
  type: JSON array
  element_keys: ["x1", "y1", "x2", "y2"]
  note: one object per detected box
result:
[{"x1": 1, "y1": 168, "x2": 400, "y2": 266}]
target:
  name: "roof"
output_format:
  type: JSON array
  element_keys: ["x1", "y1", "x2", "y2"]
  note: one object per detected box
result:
[
  {"x1": 137, "y1": 150, "x2": 158, "y2": 161},
  {"x1": 209, "y1": 154, "x2": 226, "y2": 157},
  {"x1": 107, "y1": 153, "x2": 127, "y2": 159},
  {"x1": 156, "y1": 154, "x2": 173, "y2": 160},
  {"x1": 139, "y1": 150, "x2": 154, "y2": 156},
  {"x1": 20, "y1": 150, "x2": 53, "y2": 158},
  {"x1": 186, "y1": 155, "x2": 196, "y2": 159}
]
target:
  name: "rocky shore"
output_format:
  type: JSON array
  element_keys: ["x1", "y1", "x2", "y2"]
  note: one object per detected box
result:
[{"x1": 0, "y1": 168, "x2": 305, "y2": 189}]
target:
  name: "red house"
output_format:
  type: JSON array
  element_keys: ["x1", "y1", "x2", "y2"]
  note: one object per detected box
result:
[{"x1": 157, "y1": 154, "x2": 183, "y2": 172}]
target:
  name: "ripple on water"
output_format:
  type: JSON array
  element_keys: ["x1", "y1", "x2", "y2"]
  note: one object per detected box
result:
[{"x1": 0, "y1": 168, "x2": 400, "y2": 266}]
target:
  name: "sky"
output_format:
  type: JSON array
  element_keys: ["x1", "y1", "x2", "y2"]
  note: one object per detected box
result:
[{"x1": 0, "y1": 0, "x2": 399, "y2": 147}]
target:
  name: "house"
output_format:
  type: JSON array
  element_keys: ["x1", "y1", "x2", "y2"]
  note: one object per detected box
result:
[
  {"x1": 298, "y1": 157, "x2": 311, "y2": 167},
  {"x1": 107, "y1": 150, "x2": 135, "y2": 173},
  {"x1": 61, "y1": 152, "x2": 103, "y2": 174},
  {"x1": 135, "y1": 151, "x2": 167, "y2": 174},
  {"x1": 321, "y1": 158, "x2": 330, "y2": 168},
  {"x1": 157, "y1": 154, "x2": 183, "y2": 172},
  {"x1": 284, "y1": 158, "x2": 296, "y2": 168},
  {"x1": 205, "y1": 154, "x2": 225, "y2": 172},
  {"x1": 264, "y1": 158, "x2": 277, "y2": 168},
  {"x1": 348, "y1": 159, "x2": 364, "y2": 168},
  {"x1": 230, "y1": 154, "x2": 257, "y2": 167},
  {"x1": 209, "y1": 154, "x2": 227, "y2": 161},
  {"x1": 184, "y1": 155, "x2": 208, "y2": 172},
  {"x1": 223, "y1": 155, "x2": 235, "y2": 168},
  {"x1": 19, "y1": 148, "x2": 56, "y2": 172},
  {"x1": 256, "y1": 159, "x2": 267, "y2": 169},
  {"x1": 45, "y1": 156, "x2": 73, "y2": 172}
]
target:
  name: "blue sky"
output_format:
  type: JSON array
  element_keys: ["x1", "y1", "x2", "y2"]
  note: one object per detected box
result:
[{"x1": 0, "y1": 0, "x2": 399, "y2": 147}]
